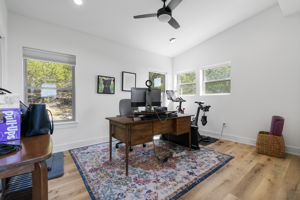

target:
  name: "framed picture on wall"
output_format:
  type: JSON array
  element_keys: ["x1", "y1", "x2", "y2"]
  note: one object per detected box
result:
[
  {"x1": 122, "y1": 71, "x2": 136, "y2": 92},
  {"x1": 97, "y1": 75, "x2": 115, "y2": 94}
]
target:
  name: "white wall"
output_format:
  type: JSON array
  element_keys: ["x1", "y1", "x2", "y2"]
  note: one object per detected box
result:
[
  {"x1": 0, "y1": 0, "x2": 7, "y2": 36},
  {"x1": 0, "y1": 0, "x2": 7, "y2": 87},
  {"x1": 278, "y1": 0, "x2": 300, "y2": 16},
  {"x1": 173, "y1": 6, "x2": 300, "y2": 155},
  {"x1": 7, "y1": 13, "x2": 172, "y2": 152}
]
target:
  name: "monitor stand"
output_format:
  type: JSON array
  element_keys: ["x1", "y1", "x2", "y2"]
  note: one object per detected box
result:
[{"x1": 145, "y1": 90, "x2": 152, "y2": 112}]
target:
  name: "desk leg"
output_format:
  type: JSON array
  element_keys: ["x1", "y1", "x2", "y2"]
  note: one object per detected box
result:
[
  {"x1": 109, "y1": 122, "x2": 112, "y2": 162},
  {"x1": 32, "y1": 161, "x2": 48, "y2": 200},
  {"x1": 125, "y1": 126, "x2": 130, "y2": 176},
  {"x1": 189, "y1": 129, "x2": 192, "y2": 150},
  {"x1": 125, "y1": 141, "x2": 129, "y2": 176}
]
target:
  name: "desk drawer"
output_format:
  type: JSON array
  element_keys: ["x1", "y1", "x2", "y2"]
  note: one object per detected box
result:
[
  {"x1": 131, "y1": 123, "x2": 153, "y2": 146},
  {"x1": 176, "y1": 117, "x2": 191, "y2": 135},
  {"x1": 153, "y1": 120, "x2": 175, "y2": 135}
]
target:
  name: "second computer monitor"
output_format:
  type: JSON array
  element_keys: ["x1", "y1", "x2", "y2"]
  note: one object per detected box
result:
[
  {"x1": 131, "y1": 88, "x2": 161, "y2": 108},
  {"x1": 147, "y1": 88, "x2": 161, "y2": 106}
]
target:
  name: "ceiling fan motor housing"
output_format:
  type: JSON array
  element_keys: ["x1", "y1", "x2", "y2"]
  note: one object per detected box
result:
[
  {"x1": 133, "y1": 0, "x2": 182, "y2": 29},
  {"x1": 157, "y1": 7, "x2": 172, "y2": 22}
]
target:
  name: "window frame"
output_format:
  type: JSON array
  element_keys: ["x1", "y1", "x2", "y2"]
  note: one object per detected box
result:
[
  {"x1": 200, "y1": 62, "x2": 231, "y2": 96},
  {"x1": 23, "y1": 57, "x2": 76, "y2": 123},
  {"x1": 176, "y1": 70, "x2": 197, "y2": 96}
]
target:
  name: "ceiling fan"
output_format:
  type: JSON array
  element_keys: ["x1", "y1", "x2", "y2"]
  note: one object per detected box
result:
[{"x1": 133, "y1": 0, "x2": 183, "y2": 29}]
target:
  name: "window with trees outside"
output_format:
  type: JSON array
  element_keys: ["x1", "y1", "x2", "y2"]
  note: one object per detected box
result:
[
  {"x1": 149, "y1": 72, "x2": 166, "y2": 105},
  {"x1": 23, "y1": 47, "x2": 76, "y2": 122},
  {"x1": 177, "y1": 71, "x2": 196, "y2": 95},
  {"x1": 201, "y1": 63, "x2": 231, "y2": 95}
]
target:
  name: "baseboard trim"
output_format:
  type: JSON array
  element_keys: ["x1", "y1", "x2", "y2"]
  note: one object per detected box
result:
[
  {"x1": 53, "y1": 131, "x2": 300, "y2": 156},
  {"x1": 53, "y1": 137, "x2": 109, "y2": 153},
  {"x1": 285, "y1": 145, "x2": 300, "y2": 156},
  {"x1": 199, "y1": 129, "x2": 300, "y2": 156}
]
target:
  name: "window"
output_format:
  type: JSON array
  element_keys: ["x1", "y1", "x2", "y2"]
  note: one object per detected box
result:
[
  {"x1": 149, "y1": 72, "x2": 166, "y2": 105},
  {"x1": 177, "y1": 71, "x2": 196, "y2": 95},
  {"x1": 201, "y1": 63, "x2": 231, "y2": 95},
  {"x1": 23, "y1": 47, "x2": 76, "y2": 122}
]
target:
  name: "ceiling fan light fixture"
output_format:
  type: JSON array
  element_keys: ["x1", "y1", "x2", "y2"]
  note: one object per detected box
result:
[
  {"x1": 73, "y1": 0, "x2": 83, "y2": 5},
  {"x1": 133, "y1": 0, "x2": 182, "y2": 29},
  {"x1": 158, "y1": 14, "x2": 171, "y2": 22},
  {"x1": 169, "y1": 38, "x2": 176, "y2": 43}
]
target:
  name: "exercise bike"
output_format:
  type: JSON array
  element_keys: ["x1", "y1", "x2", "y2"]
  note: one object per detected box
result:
[
  {"x1": 161, "y1": 101, "x2": 216, "y2": 149},
  {"x1": 192, "y1": 101, "x2": 217, "y2": 144},
  {"x1": 166, "y1": 90, "x2": 186, "y2": 114}
]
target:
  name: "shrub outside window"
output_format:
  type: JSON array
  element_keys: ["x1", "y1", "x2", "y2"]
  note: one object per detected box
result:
[{"x1": 23, "y1": 47, "x2": 76, "y2": 122}]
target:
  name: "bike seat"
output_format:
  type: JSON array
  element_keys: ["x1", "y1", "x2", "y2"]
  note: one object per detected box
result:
[
  {"x1": 178, "y1": 97, "x2": 186, "y2": 102},
  {"x1": 174, "y1": 97, "x2": 185, "y2": 102},
  {"x1": 195, "y1": 101, "x2": 205, "y2": 105}
]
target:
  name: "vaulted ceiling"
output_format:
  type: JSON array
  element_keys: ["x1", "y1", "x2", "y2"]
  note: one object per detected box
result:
[{"x1": 6, "y1": 0, "x2": 278, "y2": 57}]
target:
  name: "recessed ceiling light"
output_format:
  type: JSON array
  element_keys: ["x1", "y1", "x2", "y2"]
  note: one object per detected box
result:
[
  {"x1": 73, "y1": 0, "x2": 83, "y2": 5},
  {"x1": 169, "y1": 38, "x2": 176, "y2": 43}
]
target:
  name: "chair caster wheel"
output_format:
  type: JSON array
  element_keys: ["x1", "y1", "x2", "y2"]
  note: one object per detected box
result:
[
  {"x1": 143, "y1": 144, "x2": 146, "y2": 148},
  {"x1": 129, "y1": 147, "x2": 133, "y2": 152}
]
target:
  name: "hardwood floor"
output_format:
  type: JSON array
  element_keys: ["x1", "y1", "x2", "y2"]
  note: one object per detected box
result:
[{"x1": 48, "y1": 140, "x2": 300, "y2": 200}]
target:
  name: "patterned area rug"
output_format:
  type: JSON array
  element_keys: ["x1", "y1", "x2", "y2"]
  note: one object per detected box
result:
[{"x1": 69, "y1": 140, "x2": 233, "y2": 200}]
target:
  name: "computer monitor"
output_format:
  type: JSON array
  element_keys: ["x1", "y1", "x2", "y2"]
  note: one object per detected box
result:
[
  {"x1": 131, "y1": 88, "x2": 161, "y2": 108},
  {"x1": 147, "y1": 89, "x2": 161, "y2": 107},
  {"x1": 131, "y1": 88, "x2": 146, "y2": 107}
]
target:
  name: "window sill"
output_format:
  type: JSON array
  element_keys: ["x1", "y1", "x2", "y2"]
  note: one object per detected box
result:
[{"x1": 54, "y1": 121, "x2": 79, "y2": 129}]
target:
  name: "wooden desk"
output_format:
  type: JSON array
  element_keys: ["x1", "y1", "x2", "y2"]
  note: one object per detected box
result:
[
  {"x1": 0, "y1": 135, "x2": 52, "y2": 200},
  {"x1": 106, "y1": 115, "x2": 191, "y2": 176}
]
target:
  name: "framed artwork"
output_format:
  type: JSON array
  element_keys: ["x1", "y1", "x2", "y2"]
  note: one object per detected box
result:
[
  {"x1": 97, "y1": 75, "x2": 115, "y2": 94},
  {"x1": 122, "y1": 71, "x2": 136, "y2": 92}
]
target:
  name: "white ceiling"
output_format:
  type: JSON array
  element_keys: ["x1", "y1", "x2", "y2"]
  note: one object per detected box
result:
[{"x1": 6, "y1": 0, "x2": 277, "y2": 57}]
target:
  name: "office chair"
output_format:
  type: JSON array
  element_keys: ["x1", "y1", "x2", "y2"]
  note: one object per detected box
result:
[
  {"x1": 115, "y1": 99, "x2": 146, "y2": 151},
  {"x1": 119, "y1": 99, "x2": 132, "y2": 116}
]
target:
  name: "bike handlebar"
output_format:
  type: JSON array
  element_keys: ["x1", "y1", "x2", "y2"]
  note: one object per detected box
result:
[{"x1": 194, "y1": 101, "x2": 205, "y2": 105}]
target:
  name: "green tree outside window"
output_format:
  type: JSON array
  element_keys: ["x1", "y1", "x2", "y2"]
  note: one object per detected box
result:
[
  {"x1": 177, "y1": 71, "x2": 196, "y2": 95},
  {"x1": 25, "y1": 59, "x2": 74, "y2": 121},
  {"x1": 202, "y1": 65, "x2": 231, "y2": 94}
]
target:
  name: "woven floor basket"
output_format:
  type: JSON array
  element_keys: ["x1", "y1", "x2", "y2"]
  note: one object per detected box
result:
[{"x1": 256, "y1": 131, "x2": 285, "y2": 158}]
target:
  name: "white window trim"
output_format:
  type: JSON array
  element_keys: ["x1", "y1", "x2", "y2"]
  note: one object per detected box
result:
[
  {"x1": 54, "y1": 120, "x2": 79, "y2": 129},
  {"x1": 176, "y1": 70, "x2": 196, "y2": 96},
  {"x1": 200, "y1": 62, "x2": 231, "y2": 96},
  {"x1": 200, "y1": 61, "x2": 231, "y2": 70},
  {"x1": 23, "y1": 48, "x2": 76, "y2": 123}
]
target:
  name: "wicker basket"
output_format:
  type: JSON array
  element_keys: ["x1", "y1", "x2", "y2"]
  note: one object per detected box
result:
[{"x1": 256, "y1": 131, "x2": 285, "y2": 158}]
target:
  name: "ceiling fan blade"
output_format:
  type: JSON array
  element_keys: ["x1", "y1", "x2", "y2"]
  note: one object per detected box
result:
[
  {"x1": 168, "y1": 17, "x2": 180, "y2": 29},
  {"x1": 167, "y1": 0, "x2": 183, "y2": 10},
  {"x1": 133, "y1": 13, "x2": 157, "y2": 19}
]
